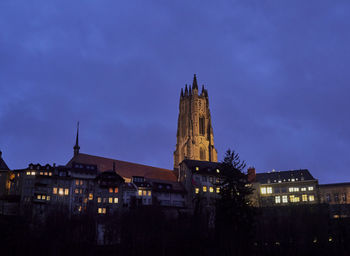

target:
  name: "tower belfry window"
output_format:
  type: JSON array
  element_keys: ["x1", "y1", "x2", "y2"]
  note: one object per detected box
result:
[{"x1": 199, "y1": 117, "x2": 205, "y2": 135}]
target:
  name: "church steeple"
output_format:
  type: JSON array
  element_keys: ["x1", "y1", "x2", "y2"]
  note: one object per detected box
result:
[
  {"x1": 174, "y1": 75, "x2": 218, "y2": 170},
  {"x1": 73, "y1": 122, "x2": 80, "y2": 156}
]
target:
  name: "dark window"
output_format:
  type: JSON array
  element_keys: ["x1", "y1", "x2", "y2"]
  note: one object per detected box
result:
[
  {"x1": 334, "y1": 193, "x2": 339, "y2": 202},
  {"x1": 342, "y1": 193, "x2": 347, "y2": 202},
  {"x1": 326, "y1": 193, "x2": 331, "y2": 202},
  {"x1": 199, "y1": 117, "x2": 205, "y2": 135},
  {"x1": 200, "y1": 148, "x2": 206, "y2": 160}
]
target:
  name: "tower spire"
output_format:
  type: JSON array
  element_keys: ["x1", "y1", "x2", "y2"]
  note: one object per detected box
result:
[
  {"x1": 73, "y1": 122, "x2": 80, "y2": 156},
  {"x1": 192, "y1": 74, "x2": 198, "y2": 90}
]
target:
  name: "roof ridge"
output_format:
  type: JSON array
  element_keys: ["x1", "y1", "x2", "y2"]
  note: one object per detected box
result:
[{"x1": 77, "y1": 153, "x2": 173, "y2": 172}]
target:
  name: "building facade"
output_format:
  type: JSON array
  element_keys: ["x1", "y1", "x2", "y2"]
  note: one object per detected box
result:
[
  {"x1": 248, "y1": 168, "x2": 319, "y2": 207},
  {"x1": 173, "y1": 74, "x2": 218, "y2": 170}
]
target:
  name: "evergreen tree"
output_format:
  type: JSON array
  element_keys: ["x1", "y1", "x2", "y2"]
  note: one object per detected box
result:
[{"x1": 215, "y1": 149, "x2": 256, "y2": 255}]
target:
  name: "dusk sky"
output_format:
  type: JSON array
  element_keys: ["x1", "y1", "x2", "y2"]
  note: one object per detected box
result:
[{"x1": 1, "y1": 1, "x2": 350, "y2": 184}]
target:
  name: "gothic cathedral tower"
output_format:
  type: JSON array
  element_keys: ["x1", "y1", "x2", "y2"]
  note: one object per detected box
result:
[{"x1": 174, "y1": 74, "x2": 218, "y2": 170}]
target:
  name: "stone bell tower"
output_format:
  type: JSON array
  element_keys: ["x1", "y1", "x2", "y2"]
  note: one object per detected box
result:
[{"x1": 174, "y1": 74, "x2": 218, "y2": 170}]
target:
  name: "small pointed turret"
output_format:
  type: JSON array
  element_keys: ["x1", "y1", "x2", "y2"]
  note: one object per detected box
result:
[
  {"x1": 185, "y1": 84, "x2": 188, "y2": 96},
  {"x1": 189, "y1": 86, "x2": 192, "y2": 95},
  {"x1": 201, "y1": 85, "x2": 205, "y2": 95},
  {"x1": 73, "y1": 122, "x2": 80, "y2": 157},
  {"x1": 192, "y1": 74, "x2": 198, "y2": 90},
  {"x1": 180, "y1": 88, "x2": 184, "y2": 98}
]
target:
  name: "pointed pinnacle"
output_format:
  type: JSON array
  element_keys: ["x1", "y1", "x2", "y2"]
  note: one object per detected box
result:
[{"x1": 192, "y1": 74, "x2": 198, "y2": 90}]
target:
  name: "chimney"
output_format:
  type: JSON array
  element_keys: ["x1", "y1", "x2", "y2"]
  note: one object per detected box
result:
[{"x1": 247, "y1": 167, "x2": 256, "y2": 182}]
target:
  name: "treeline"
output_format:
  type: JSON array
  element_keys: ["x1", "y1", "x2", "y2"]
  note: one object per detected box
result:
[{"x1": 0, "y1": 204, "x2": 350, "y2": 256}]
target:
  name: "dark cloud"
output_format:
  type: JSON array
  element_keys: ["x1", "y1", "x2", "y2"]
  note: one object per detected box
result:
[{"x1": 1, "y1": 0, "x2": 350, "y2": 183}]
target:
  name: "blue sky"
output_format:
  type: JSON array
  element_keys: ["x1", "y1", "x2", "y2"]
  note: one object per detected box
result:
[{"x1": 1, "y1": 0, "x2": 350, "y2": 184}]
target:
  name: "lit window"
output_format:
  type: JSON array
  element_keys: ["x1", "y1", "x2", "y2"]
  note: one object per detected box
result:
[
  {"x1": 98, "y1": 208, "x2": 102, "y2": 214},
  {"x1": 53, "y1": 187, "x2": 58, "y2": 194},
  {"x1": 31, "y1": 171, "x2": 36, "y2": 176},
  {"x1": 109, "y1": 188, "x2": 113, "y2": 193},
  {"x1": 89, "y1": 193, "x2": 93, "y2": 200},
  {"x1": 294, "y1": 197, "x2": 300, "y2": 202},
  {"x1": 80, "y1": 180, "x2": 83, "y2": 185},
  {"x1": 282, "y1": 195, "x2": 288, "y2": 203},
  {"x1": 275, "y1": 196, "x2": 281, "y2": 204},
  {"x1": 308, "y1": 186, "x2": 314, "y2": 191},
  {"x1": 195, "y1": 188, "x2": 199, "y2": 194},
  {"x1": 301, "y1": 187, "x2": 306, "y2": 191},
  {"x1": 40, "y1": 172, "x2": 43, "y2": 175},
  {"x1": 37, "y1": 195, "x2": 41, "y2": 200},
  {"x1": 148, "y1": 191, "x2": 151, "y2": 196},
  {"x1": 75, "y1": 180, "x2": 79, "y2": 186},
  {"x1": 302, "y1": 194, "x2": 308, "y2": 202},
  {"x1": 47, "y1": 196, "x2": 50, "y2": 201},
  {"x1": 59, "y1": 188, "x2": 64, "y2": 195},
  {"x1": 75, "y1": 189, "x2": 79, "y2": 194},
  {"x1": 102, "y1": 208, "x2": 106, "y2": 214},
  {"x1": 290, "y1": 195, "x2": 295, "y2": 202},
  {"x1": 80, "y1": 189, "x2": 83, "y2": 194},
  {"x1": 216, "y1": 187, "x2": 220, "y2": 193},
  {"x1": 42, "y1": 195, "x2": 46, "y2": 200},
  {"x1": 216, "y1": 169, "x2": 220, "y2": 173},
  {"x1": 138, "y1": 190, "x2": 142, "y2": 196},
  {"x1": 97, "y1": 197, "x2": 102, "y2": 203},
  {"x1": 260, "y1": 187, "x2": 267, "y2": 194},
  {"x1": 294, "y1": 187, "x2": 299, "y2": 192},
  {"x1": 289, "y1": 187, "x2": 293, "y2": 192},
  {"x1": 203, "y1": 186, "x2": 207, "y2": 192},
  {"x1": 109, "y1": 197, "x2": 113, "y2": 203},
  {"x1": 291, "y1": 178, "x2": 295, "y2": 182},
  {"x1": 64, "y1": 188, "x2": 69, "y2": 195},
  {"x1": 49, "y1": 172, "x2": 52, "y2": 176},
  {"x1": 114, "y1": 187, "x2": 118, "y2": 193},
  {"x1": 209, "y1": 187, "x2": 214, "y2": 193},
  {"x1": 266, "y1": 187, "x2": 273, "y2": 194},
  {"x1": 309, "y1": 195, "x2": 315, "y2": 201},
  {"x1": 195, "y1": 167, "x2": 199, "y2": 171},
  {"x1": 26, "y1": 171, "x2": 31, "y2": 175},
  {"x1": 114, "y1": 198, "x2": 118, "y2": 204},
  {"x1": 143, "y1": 191, "x2": 147, "y2": 196}
]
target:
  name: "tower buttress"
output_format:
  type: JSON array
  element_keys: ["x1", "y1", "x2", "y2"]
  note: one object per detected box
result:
[{"x1": 174, "y1": 74, "x2": 218, "y2": 170}]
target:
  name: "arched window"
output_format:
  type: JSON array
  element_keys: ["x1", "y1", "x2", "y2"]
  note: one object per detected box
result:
[
  {"x1": 199, "y1": 117, "x2": 205, "y2": 135},
  {"x1": 200, "y1": 147, "x2": 206, "y2": 160}
]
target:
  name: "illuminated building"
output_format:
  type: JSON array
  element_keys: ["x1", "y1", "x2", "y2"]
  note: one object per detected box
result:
[
  {"x1": 173, "y1": 74, "x2": 218, "y2": 171},
  {"x1": 248, "y1": 167, "x2": 319, "y2": 207},
  {"x1": 178, "y1": 159, "x2": 222, "y2": 209}
]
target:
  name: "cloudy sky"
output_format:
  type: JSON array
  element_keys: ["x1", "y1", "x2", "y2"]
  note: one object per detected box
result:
[{"x1": 1, "y1": 0, "x2": 349, "y2": 183}]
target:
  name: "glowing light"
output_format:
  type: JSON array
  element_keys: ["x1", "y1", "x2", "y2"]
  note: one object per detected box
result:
[
  {"x1": 308, "y1": 186, "x2": 314, "y2": 191},
  {"x1": 64, "y1": 188, "x2": 69, "y2": 195},
  {"x1": 89, "y1": 193, "x2": 93, "y2": 200},
  {"x1": 109, "y1": 188, "x2": 113, "y2": 193},
  {"x1": 309, "y1": 195, "x2": 315, "y2": 201},
  {"x1": 195, "y1": 188, "x2": 199, "y2": 194},
  {"x1": 203, "y1": 186, "x2": 207, "y2": 192},
  {"x1": 216, "y1": 169, "x2": 220, "y2": 173},
  {"x1": 53, "y1": 188, "x2": 58, "y2": 194},
  {"x1": 97, "y1": 197, "x2": 102, "y2": 203},
  {"x1": 216, "y1": 187, "x2": 220, "y2": 193},
  {"x1": 260, "y1": 187, "x2": 267, "y2": 194},
  {"x1": 109, "y1": 197, "x2": 113, "y2": 203},
  {"x1": 209, "y1": 187, "x2": 214, "y2": 193},
  {"x1": 114, "y1": 187, "x2": 118, "y2": 193},
  {"x1": 275, "y1": 196, "x2": 281, "y2": 204},
  {"x1": 114, "y1": 198, "x2": 118, "y2": 203},
  {"x1": 282, "y1": 195, "x2": 288, "y2": 203},
  {"x1": 302, "y1": 194, "x2": 307, "y2": 202},
  {"x1": 195, "y1": 167, "x2": 199, "y2": 171},
  {"x1": 138, "y1": 190, "x2": 142, "y2": 196},
  {"x1": 59, "y1": 188, "x2": 64, "y2": 195}
]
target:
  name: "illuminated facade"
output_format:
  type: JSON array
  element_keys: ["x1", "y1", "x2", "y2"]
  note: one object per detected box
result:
[
  {"x1": 173, "y1": 75, "x2": 218, "y2": 171},
  {"x1": 248, "y1": 168, "x2": 319, "y2": 207}
]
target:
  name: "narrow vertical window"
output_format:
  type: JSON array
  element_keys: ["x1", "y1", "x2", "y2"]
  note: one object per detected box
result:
[{"x1": 199, "y1": 117, "x2": 205, "y2": 135}]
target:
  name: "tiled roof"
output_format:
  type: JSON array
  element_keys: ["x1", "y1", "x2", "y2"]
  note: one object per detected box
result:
[
  {"x1": 67, "y1": 153, "x2": 177, "y2": 182},
  {"x1": 255, "y1": 169, "x2": 315, "y2": 184},
  {"x1": 0, "y1": 157, "x2": 9, "y2": 171},
  {"x1": 319, "y1": 182, "x2": 350, "y2": 187}
]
